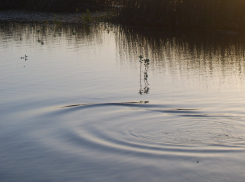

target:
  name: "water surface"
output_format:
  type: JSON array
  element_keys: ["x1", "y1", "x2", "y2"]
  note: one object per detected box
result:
[{"x1": 1, "y1": 22, "x2": 245, "y2": 182}]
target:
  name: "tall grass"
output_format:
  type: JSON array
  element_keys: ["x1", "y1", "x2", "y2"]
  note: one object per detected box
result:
[
  {"x1": 0, "y1": 0, "x2": 112, "y2": 12},
  {"x1": 115, "y1": 0, "x2": 245, "y2": 30}
]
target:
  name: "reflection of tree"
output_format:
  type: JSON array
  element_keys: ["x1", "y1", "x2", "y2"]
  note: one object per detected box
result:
[{"x1": 139, "y1": 56, "x2": 150, "y2": 95}]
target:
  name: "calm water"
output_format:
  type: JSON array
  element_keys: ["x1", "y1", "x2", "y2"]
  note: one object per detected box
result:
[{"x1": 1, "y1": 22, "x2": 245, "y2": 182}]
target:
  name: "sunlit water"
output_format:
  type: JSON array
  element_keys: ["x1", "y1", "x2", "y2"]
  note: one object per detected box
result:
[{"x1": 1, "y1": 22, "x2": 245, "y2": 182}]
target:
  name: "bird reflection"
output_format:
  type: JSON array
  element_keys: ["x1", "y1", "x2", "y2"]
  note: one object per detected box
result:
[{"x1": 139, "y1": 56, "x2": 150, "y2": 95}]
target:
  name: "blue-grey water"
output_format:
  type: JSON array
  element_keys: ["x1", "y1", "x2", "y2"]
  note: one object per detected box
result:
[{"x1": 1, "y1": 22, "x2": 245, "y2": 182}]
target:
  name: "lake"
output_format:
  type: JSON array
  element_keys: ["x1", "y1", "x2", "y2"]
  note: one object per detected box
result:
[{"x1": 1, "y1": 21, "x2": 245, "y2": 182}]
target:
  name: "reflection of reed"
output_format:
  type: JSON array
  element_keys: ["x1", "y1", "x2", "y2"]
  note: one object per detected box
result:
[
  {"x1": 115, "y1": 26, "x2": 245, "y2": 88},
  {"x1": 2, "y1": 22, "x2": 245, "y2": 88},
  {"x1": 0, "y1": 22, "x2": 107, "y2": 49}
]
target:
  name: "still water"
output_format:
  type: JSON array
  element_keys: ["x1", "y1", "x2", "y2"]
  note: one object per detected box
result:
[{"x1": 1, "y1": 22, "x2": 245, "y2": 182}]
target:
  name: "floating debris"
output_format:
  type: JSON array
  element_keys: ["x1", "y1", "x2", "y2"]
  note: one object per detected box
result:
[{"x1": 21, "y1": 55, "x2": 28, "y2": 61}]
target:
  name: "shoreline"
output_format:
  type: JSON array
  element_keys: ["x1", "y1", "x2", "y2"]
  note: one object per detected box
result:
[
  {"x1": 0, "y1": 10, "x2": 109, "y2": 24},
  {"x1": 0, "y1": 10, "x2": 241, "y2": 35}
]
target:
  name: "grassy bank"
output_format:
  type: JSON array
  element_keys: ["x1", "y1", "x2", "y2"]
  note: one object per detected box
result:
[
  {"x1": 0, "y1": 0, "x2": 112, "y2": 12},
  {"x1": 115, "y1": 0, "x2": 245, "y2": 30},
  {"x1": 1, "y1": 0, "x2": 245, "y2": 30}
]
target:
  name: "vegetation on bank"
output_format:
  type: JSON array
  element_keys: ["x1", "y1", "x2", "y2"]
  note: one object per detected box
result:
[
  {"x1": 1, "y1": 0, "x2": 245, "y2": 30},
  {"x1": 116, "y1": 0, "x2": 245, "y2": 30},
  {"x1": 0, "y1": 0, "x2": 111, "y2": 12}
]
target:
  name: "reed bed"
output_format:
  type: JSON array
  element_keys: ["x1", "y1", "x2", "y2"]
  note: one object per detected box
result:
[
  {"x1": 115, "y1": 0, "x2": 245, "y2": 30},
  {"x1": 1, "y1": 0, "x2": 245, "y2": 30},
  {"x1": 0, "y1": 0, "x2": 112, "y2": 12}
]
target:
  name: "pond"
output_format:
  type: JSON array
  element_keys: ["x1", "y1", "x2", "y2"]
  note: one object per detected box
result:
[{"x1": 1, "y1": 21, "x2": 245, "y2": 182}]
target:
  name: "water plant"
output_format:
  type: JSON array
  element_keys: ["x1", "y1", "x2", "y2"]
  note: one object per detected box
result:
[
  {"x1": 52, "y1": 14, "x2": 63, "y2": 31},
  {"x1": 115, "y1": 0, "x2": 245, "y2": 30},
  {"x1": 83, "y1": 9, "x2": 92, "y2": 24},
  {"x1": 0, "y1": 0, "x2": 112, "y2": 12},
  {"x1": 53, "y1": 14, "x2": 62, "y2": 27},
  {"x1": 2, "y1": 0, "x2": 245, "y2": 30},
  {"x1": 139, "y1": 55, "x2": 150, "y2": 95}
]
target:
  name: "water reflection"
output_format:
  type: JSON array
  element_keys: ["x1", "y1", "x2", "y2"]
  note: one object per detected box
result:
[
  {"x1": 139, "y1": 56, "x2": 150, "y2": 95},
  {"x1": 2, "y1": 21, "x2": 245, "y2": 182},
  {"x1": 1, "y1": 21, "x2": 245, "y2": 90},
  {"x1": 115, "y1": 26, "x2": 245, "y2": 89},
  {"x1": 0, "y1": 21, "x2": 103, "y2": 49}
]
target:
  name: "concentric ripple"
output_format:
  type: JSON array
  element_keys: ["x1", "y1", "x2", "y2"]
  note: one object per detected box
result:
[
  {"x1": 3, "y1": 101, "x2": 245, "y2": 182},
  {"x1": 41, "y1": 101, "x2": 245, "y2": 157}
]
